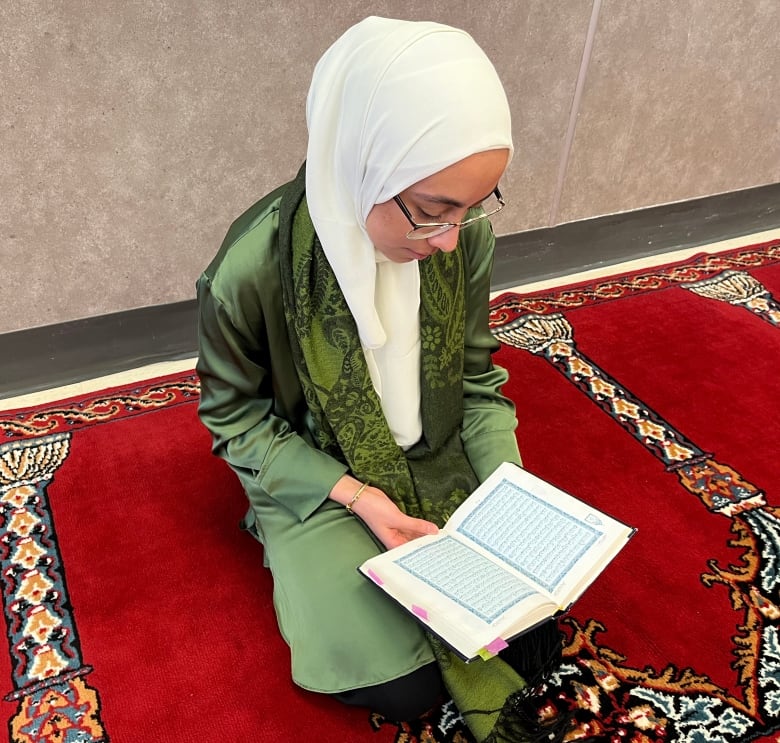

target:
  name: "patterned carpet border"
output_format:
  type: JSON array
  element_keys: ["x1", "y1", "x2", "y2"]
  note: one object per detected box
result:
[
  {"x1": 490, "y1": 240, "x2": 780, "y2": 326},
  {"x1": 0, "y1": 374, "x2": 200, "y2": 440}
]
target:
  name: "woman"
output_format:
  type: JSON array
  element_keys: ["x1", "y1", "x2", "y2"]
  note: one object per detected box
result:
[{"x1": 197, "y1": 16, "x2": 562, "y2": 742}]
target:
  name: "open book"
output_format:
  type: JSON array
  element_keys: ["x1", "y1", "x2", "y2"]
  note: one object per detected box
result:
[{"x1": 359, "y1": 462, "x2": 635, "y2": 661}]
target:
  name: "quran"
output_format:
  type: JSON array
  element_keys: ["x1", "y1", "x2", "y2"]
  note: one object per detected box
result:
[{"x1": 359, "y1": 462, "x2": 635, "y2": 661}]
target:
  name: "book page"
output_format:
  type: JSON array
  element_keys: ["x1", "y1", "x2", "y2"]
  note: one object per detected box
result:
[
  {"x1": 360, "y1": 462, "x2": 634, "y2": 659},
  {"x1": 393, "y1": 535, "x2": 539, "y2": 623},
  {"x1": 453, "y1": 477, "x2": 602, "y2": 593}
]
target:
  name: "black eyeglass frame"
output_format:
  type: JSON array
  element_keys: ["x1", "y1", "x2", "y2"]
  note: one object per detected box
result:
[{"x1": 393, "y1": 187, "x2": 505, "y2": 240}]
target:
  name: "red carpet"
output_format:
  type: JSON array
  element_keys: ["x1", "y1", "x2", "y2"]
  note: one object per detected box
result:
[
  {"x1": 1, "y1": 238, "x2": 778, "y2": 742},
  {"x1": 0, "y1": 380, "x2": 410, "y2": 742},
  {"x1": 490, "y1": 239, "x2": 780, "y2": 742}
]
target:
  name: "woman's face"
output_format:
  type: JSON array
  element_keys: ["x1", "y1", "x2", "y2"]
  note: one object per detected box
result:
[{"x1": 365, "y1": 148, "x2": 510, "y2": 263}]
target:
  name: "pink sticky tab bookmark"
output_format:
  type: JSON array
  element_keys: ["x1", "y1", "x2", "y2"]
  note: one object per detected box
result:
[
  {"x1": 484, "y1": 637, "x2": 509, "y2": 655},
  {"x1": 411, "y1": 605, "x2": 429, "y2": 621},
  {"x1": 366, "y1": 569, "x2": 384, "y2": 586}
]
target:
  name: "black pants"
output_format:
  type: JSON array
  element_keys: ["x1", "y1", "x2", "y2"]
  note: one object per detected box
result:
[
  {"x1": 333, "y1": 618, "x2": 562, "y2": 722},
  {"x1": 332, "y1": 661, "x2": 444, "y2": 721}
]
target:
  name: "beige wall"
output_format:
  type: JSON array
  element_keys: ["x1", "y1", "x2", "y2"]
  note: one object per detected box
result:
[{"x1": 2, "y1": 1, "x2": 778, "y2": 335}]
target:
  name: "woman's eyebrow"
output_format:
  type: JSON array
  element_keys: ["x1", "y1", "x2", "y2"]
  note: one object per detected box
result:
[{"x1": 414, "y1": 190, "x2": 495, "y2": 209}]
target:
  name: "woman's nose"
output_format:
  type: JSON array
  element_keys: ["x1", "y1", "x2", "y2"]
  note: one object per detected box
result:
[{"x1": 426, "y1": 226, "x2": 460, "y2": 253}]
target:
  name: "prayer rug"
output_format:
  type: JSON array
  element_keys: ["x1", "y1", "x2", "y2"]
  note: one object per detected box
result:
[
  {"x1": 1, "y1": 238, "x2": 778, "y2": 742},
  {"x1": 0, "y1": 376, "x2": 406, "y2": 743},
  {"x1": 486, "y1": 238, "x2": 780, "y2": 743}
]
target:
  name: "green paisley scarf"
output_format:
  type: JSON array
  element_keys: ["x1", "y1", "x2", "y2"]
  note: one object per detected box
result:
[
  {"x1": 282, "y1": 201, "x2": 477, "y2": 524},
  {"x1": 278, "y1": 166, "x2": 563, "y2": 743}
]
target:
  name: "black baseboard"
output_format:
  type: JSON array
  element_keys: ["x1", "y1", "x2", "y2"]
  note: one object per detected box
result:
[
  {"x1": 1, "y1": 301, "x2": 198, "y2": 401},
  {"x1": 2, "y1": 182, "x2": 779, "y2": 401},
  {"x1": 492, "y1": 181, "x2": 780, "y2": 290}
]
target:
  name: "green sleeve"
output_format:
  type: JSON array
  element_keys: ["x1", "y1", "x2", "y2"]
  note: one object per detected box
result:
[
  {"x1": 196, "y1": 208, "x2": 347, "y2": 522},
  {"x1": 459, "y1": 219, "x2": 523, "y2": 481}
]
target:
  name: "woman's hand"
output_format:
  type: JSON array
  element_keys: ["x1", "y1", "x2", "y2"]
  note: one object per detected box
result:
[{"x1": 330, "y1": 476, "x2": 439, "y2": 550}]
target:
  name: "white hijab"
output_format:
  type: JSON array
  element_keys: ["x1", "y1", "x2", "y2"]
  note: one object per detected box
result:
[{"x1": 305, "y1": 16, "x2": 513, "y2": 447}]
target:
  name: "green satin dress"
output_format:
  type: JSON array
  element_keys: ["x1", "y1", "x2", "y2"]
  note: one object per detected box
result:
[{"x1": 195, "y1": 175, "x2": 522, "y2": 693}]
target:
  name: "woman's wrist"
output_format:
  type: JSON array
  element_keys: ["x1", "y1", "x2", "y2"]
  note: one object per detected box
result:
[
  {"x1": 329, "y1": 475, "x2": 378, "y2": 519},
  {"x1": 345, "y1": 481, "x2": 369, "y2": 514},
  {"x1": 328, "y1": 474, "x2": 365, "y2": 507}
]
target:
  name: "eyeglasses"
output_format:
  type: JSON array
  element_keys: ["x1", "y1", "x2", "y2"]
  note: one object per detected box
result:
[{"x1": 393, "y1": 187, "x2": 505, "y2": 240}]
